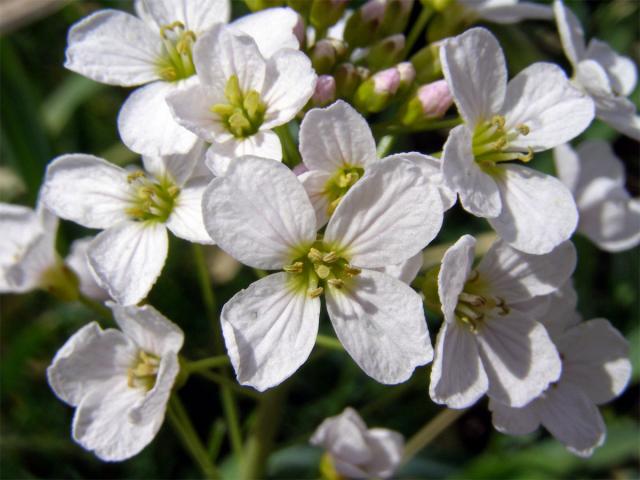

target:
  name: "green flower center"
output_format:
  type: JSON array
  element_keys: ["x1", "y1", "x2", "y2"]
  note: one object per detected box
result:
[
  {"x1": 156, "y1": 22, "x2": 196, "y2": 82},
  {"x1": 323, "y1": 165, "x2": 365, "y2": 216},
  {"x1": 128, "y1": 350, "x2": 160, "y2": 391},
  {"x1": 125, "y1": 171, "x2": 180, "y2": 223},
  {"x1": 471, "y1": 115, "x2": 533, "y2": 172},
  {"x1": 454, "y1": 270, "x2": 509, "y2": 331},
  {"x1": 285, "y1": 241, "x2": 361, "y2": 298},
  {"x1": 210, "y1": 75, "x2": 267, "y2": 138}
]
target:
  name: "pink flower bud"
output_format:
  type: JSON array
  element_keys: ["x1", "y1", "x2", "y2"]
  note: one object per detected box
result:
[
  {"x1": 361, "y1": 0, "x2": 386, "y2": 23},
  {"x1": 312, "y1": 75, "x2": 337, "y2": 107},
  {"x1": 373, "y1": 67, "x2": 401, "y2": 95},
  {"x1": 396, "y1": 61, "x2": 416, "y2": 86},
  {"x1": 416, "y1": 80, "x2": 453, "y2": 118}
]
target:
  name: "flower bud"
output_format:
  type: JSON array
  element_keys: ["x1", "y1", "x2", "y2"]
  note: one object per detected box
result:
[
  {"x1": 287, "y1": 0, "x2": 312, "y2": 18},
  {"x1": 420, "y1": 0, "x2": 454, "y2": 12},
  {"x1": 378, "y1": 0, "x2": 414, "y2": 38},
  {"x1": 366, "y1": 34, "x2": 405, "y2": 70},
  {"x1": 311, "y1": 40, "x2": 337, "y2": 74},
  {"x1": 312, "y1": 75, "x2": 337, "y2": 107},
  {"x1": 293, "y1": 13, "x2": 306, "y2": 49},
  {"x1": 334, "y1": 63, "x2": 363, "y2": 99},
  {"x1": 410, "y1": 42, "x2": 442, "y2": 83},
  {"x1": 396, "y1": 61, "x2": 416, "y2": 95},
  {"x1": 310, "y1": 0, "x2": 349, "y2": 32},
  {"x1": 344, "y1": 0, "x2": 386, "y2": 48},
  {"x1": 354, "y1": 66, "x2": 400, "y2": 113},
  {"x1": 399, "y1": 79, "x2": 453, "y2": 125},
  {"x1": 244, "y1": 0, "x2": 285, "y2": 11}
]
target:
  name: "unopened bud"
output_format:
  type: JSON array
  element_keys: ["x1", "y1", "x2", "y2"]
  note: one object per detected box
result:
[
  {"x1": 367, "y1": 34, "x2": 405, "y2": 70},
  {"x1": 293, "y1": 13, "x2": 306, "y2": 48},
  {"x1": 288, "y1": 0, "x2": 312, "y2": 18},
  {"x1": 311, "y1": 40, "x2": 337, "y2": 74},
  {"x1": 379, "y1": 0, "x2": 414, "y2": 37},
  {"x1": 410, "y1": 42, "x2": 442, "y2": 84},
  {"x1": 310, "y1": 0, "x2": 349, "y2": 32},
  {"x1": 312, "y1": 75, "x2": 337, "y2": 106},
  {"x1": 244, "y1": 0, "x2": 285, "y2": 11},
  {"x1": 354, "y1": 66, "x2": 400, "y2": 113},
  {"x1": 427, "y1": 3, "x2": 468, "y2": 42},
  {"x1": 396, "y1": 61, "x2": 416, "y2": 95},
  {"x1": 344, "y1": 0, "x2": 386, "y2": 48},
  {"x1": 334, "y1": 63, "x2": 362, "y2": 99},
  {"x1": 400, "y1": 79, "x2": 452, "y2": 125}
]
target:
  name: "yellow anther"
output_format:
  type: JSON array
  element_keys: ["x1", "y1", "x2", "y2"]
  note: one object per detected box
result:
[
  {"x1": 520, "y1": 147, "x2": 534, "y2": 163},
  {"x1": 315, "y1": 264, "x2": 331, "y2": 279},
  {"x1": 344, "y1": 266, "x2": 361, "y2": 276},
  {"x1": 517, "y1": 124, "x2": 530, "y2": 135},
  {"x1": 322, "y1": 251, "x2": 338, "y2": 263},
  {"x1": 491, "y1": 115, "x2": 506, "y2": 129},
  {"x1": 492, "y1": 137, "x2": 507, "y2": 151},
  {"x1": 127, "y1": 171, "x2": 145, "y2": 183},
  {"x1": 308, "y1": 286, "x2": 324, "y2": 298},
  {"x1": 167, "y1": 185, "x2": 180, "y2": 197},
  {"x1": 327, "y1": 278, "x2": 344, "y2": 289},
  {"x1": 459, "y1": 292, "x2": 485, "y2": 307},
  {"x1": 308, "y1": 248, "x2": 324, "y2": 263},
  {"x1": 284, "y1": 262, "x2": 304, "y2": 274},
  {"x1": 160, "y1": 21, "x2": 185, "y2": 38}
]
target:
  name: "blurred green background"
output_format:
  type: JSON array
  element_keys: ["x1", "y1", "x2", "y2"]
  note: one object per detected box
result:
[{"x1": 1, "y1": 1, "x2": 638, "y2": 478}]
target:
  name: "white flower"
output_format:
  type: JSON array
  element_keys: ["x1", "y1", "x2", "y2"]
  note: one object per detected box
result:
[
  {"x1": 299, "y1": 100, "x2": 455, "y2": 227},
  {"x1": 66, "y1": 237, "x2": 111, "y2": 301},
  {"x1": 490, "y1": 286, "x2": 631, "y2": 457},
  {"x1": 554, "y1": 0, "x2": 640, "y2": 140},
  {"x1": 440, "y1": 27, "x2": 593, "y2": 254},
  {"x1": 310, "y1": 407, "x2": 404, "y2": 479},
  {"x1": 0, "y1": 201, "x2": 60, "y2": 294},
  {"x1": 167, "y1": 25, "x2": 316, "y2": 176},
  {"x1": 459, "y1": 0, "x2": 553, "y2": 24},
  {"x1": 203, "y1": 156, "x2": 444, "y2": 391},
  {"x1": 554, "y1": 141, "x2": 640, "y2": 252},
  {"x1": 41, "y1": 145, "x2": 212, "y2": 305},
  {"x1": 47, "y1": 302, "x2": 184, "y2": 461},
  {"x1": 429, "y1": 235, "x2": 577, "y2": 409},
  {"x1": 65, "y1": 0, "x2": 301, "y2": 156}
]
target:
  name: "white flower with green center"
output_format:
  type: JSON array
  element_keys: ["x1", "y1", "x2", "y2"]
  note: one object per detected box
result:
[
  {"x1": 440, "y1": 27, "x2": 594, "y2": 254},
  {"x1": 47, "y1": 302, "x2": 184, "y2": 461},
  {"x1": 202, "y1": 156, "x2": 444, "y2": 391},
  {"x1": 554, "y1": 0, "x2": 640, "y2": 140},
  {"x1": 298, "y1": 100, "x2": 455, "y2": 227},
  {"x1": 65, "y1": 0, "x2": 301, "y2": 157},
  {"x1": 489, "y1": 284, "x2": 631, "y2": 457},
  {"x1": 310, "y1": 407, "x2": 404, "y2": 479},
  {"x1": 554, "y1": 141, "x2": 640, "y2": 252},
  {"x1": 41, "y1": 145, "x2": 212, "y2": 305},
  {"x1": 429, "y1": 235, "x2": 577, "y2": 409},
  {"x1": 167, "y1": 25, "x2": 316, "y2": 176}
]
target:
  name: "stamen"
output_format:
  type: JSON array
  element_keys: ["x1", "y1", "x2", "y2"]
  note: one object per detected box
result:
[
  {"x1": 284, "y1": 262, "x2": 304, "y2": 273},
  {"x1": 327, "y1": 278, "x2": 344, "y2": 288},
  {"x1": 308, "y1": 286, "x2": 324, "y2": 298},
  {"x1": 344, "y1": 266, "x2": 362, "y2": 276},
  {"x1": 322, "y1": 251, "x2": 338, "y2": 263},
  {"x1": 458, "y1": 292, "x2": 486, "y2": 307},
  {"x1": 308, "y1": 248, "x2": 324, "y2": 263}
]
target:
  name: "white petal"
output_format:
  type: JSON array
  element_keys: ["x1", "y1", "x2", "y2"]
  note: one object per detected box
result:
[
  {"x1": 438, "y1": 234, "x2": 476, "y2": 324},
  {"x1": 501, "y1": 63, "x2": 594, "y2": 151},
  {"x1": 429, "y1": 322, "x2": 488, "y2": 408},
  {"x1": 135, "y1": 0, "x2": 230, "y2": 33},
  {"x1": 118, "y1": 81, "x2": 199, "y2": 157},
  {"x1": 537, "y1": 380, "x2": 605, "y2": 457},
  {"x1": 88, "y1": 222, "x2": 168, "y2": 305},
  {"x1": 574, "y1": 140, "x2": 626, "y2": 188},
  {"x1": 476, "y1": 2, "x2": 553, "y2": 23},
  {"x1": 594, "y1": 99, "x2": 640, "y2": 141},
  {"x1": 109, "y1": 303, "x2": 184, "y2": 357},
  {"x1": 0, "y1": 204, "x2": 41, "y2": 272},
  {"x1": 586, "y1": 38, "x2": 637, "y2": 96},
  {"x1": 47, "y1": 322, "x2": 133, "y2": 406},
  {"x1": 326, "y1": 269, "x2": 433, "y2": 384},
  {"x1": 66, "y1": 237, "x2": 110, "y2": 301},
  {"x1": 557, "y1": 319, "x2": 631, "y2": 405},
  {"x1": 42, "y1": 154, "x2": 130, "y2": 229},
  {"x1": 166, "y1": 177, "x2": 214, "y2": 244},
  {"x1": 387, "y1": 152, "x2": 457, "y2": 211},
  {"x1": 205, "y1": 130, "x2": 283, "y2": 177},
  {"x1": 72, "y1": 378, "x2": 160, "y2": 461},
  {"x1": 576, "y1": 58, "x2": 613, "y2": 96},
  {"x1": 477, "y1": 311, "x2": 561, "y2": 407},
  {"x1": 529, "y1": 281, "x2": 580, "y2": 340},
  {"x1": 377, "y1": 252, "x2": 424, "y2": 285},
  {"x1": 477, "y1": 240, "x2": 576, "y2": 303},
  {"x1": 5, "y1": 232, "x2": 58, "y2": 293},
  {"x1": 489, "y1": 397, "x2": 540, "y2": 435},
  {"x1": 299, "y1": 100, "x2": 376, "y2": 173},
  {"x1": 193, "y1": 24, "x2": 266, "y2": 96},
  {"x1": 489, "y1": 164, "x2": 578, "y2": 255},
  {"x1": 129, "y1": 353, "x2": 179, "y2": 425},
  {"x1": 261, "y1": 49, "x2": 316, "y2": 129},
  {"x1": 311, "y1": 408, "x2": 372, "y2": 467},
  {"x1": 365, "y1": 428, "x2": 405, "y2": 478},
  {"x1": 202, "y1": 156, "x2": 316, "y2": 270},
  {"x1": 442, "y1": 126, "x2": 501, "y2": 218},
  {"x1": 65, "y1": 10, "x2": 161, "y2": 86},
  {"x1": 325, "y1": 157, "x2": 443, "y2": 268},
  {"x1": 142, "y1": 139, "x2": 207, "y2": 187},
  {"x1": 231, "y1": 7, "x2": 300, "y2": 58},
  {"x1": 299, "y1": 170, "x2": 332, "y2": 228},
  {"x1": 553, "y1": 0, "x2": 586, "y2": 67},
  {"x1": 221, "y1": 272, "x2": 320, "y2": 391},
  {"x1": 440, "y1": 27, "x2": 506, "y2": 127}
]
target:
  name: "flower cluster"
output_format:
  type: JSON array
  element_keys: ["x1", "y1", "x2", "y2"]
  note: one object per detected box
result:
[{"x1": 1, "y1": 0, "x2": 636, "y2": 475}]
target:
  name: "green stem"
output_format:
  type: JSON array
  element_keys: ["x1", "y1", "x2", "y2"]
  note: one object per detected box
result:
[
  {"x1": 274, "y1": 123, "x2": 301, "y2": 168},
  {"x1": 168, "y1": 396, "x2": 220, "y2": 479},
  {"x1": 240, "y1": 386, "x2": 288, "y2": 480},
  {"x1": 316, "y1": 334, "x2": 344, "y2": 351},
  {"x1": 191, "y1": 244, "x2": 244, "y2": 462},
  {"x1": 402, "y1": 408, "x2": 465, "y2": 464},
  {"x1": 193, "y1": 369, "x2": 261, "y2": 400},
  {"x1": 184, "y1": 355, "x2": 229, "y2": 373},
  {"x1": 376, "y1": 134, "x2": 396, "y2": 158},
  {"x1": 77, "y1": 294, "x2": 112, "y2": 323},
  {"x1": 404, "y1": 5, "x2": 434, "y2": 56},
  {"x1": 373, "y1": 117, "x2": 462, "y2": 136}
]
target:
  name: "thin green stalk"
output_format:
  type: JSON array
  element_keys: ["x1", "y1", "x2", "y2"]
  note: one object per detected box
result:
[
  {"x1": 77, "y1": 294, "x2": 112, "y2": 323},
  {"x1": 207, "y1": 419, "x2": 227, "y2": 461},
  {"x1": 274, "y1": 123, "x2": 301, "y2": 167},
  {"x1": 184, "y1": 355, "x2": 229, "y2": 373},
  {"x1": 316, "y1": 334, "x2": 344, "y2": 351},
  {"x1": 402, "y1": 408, "x2": 465, "y2": 464},
  {"x1": 404, "y1": 5, "x2": 434, "y2": 56},
  {"x1": 168, "y1": 396, "x2": 220, "y2": 479},
  {"x1": 240, "y1": 386, "x2": 288, "y2": 480},
  {"x1": 193, "y1": 369, "x2": 261, "y2": 400},
  {"x1": 373, "y1": 117, "x2": 462, "y2": 136},
  {"x1": 376, "y1": 134, "x2": 396, "y2": 158},
  {"x1": 191, "y1": 244, "x2": 244, "y2": 461}
]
